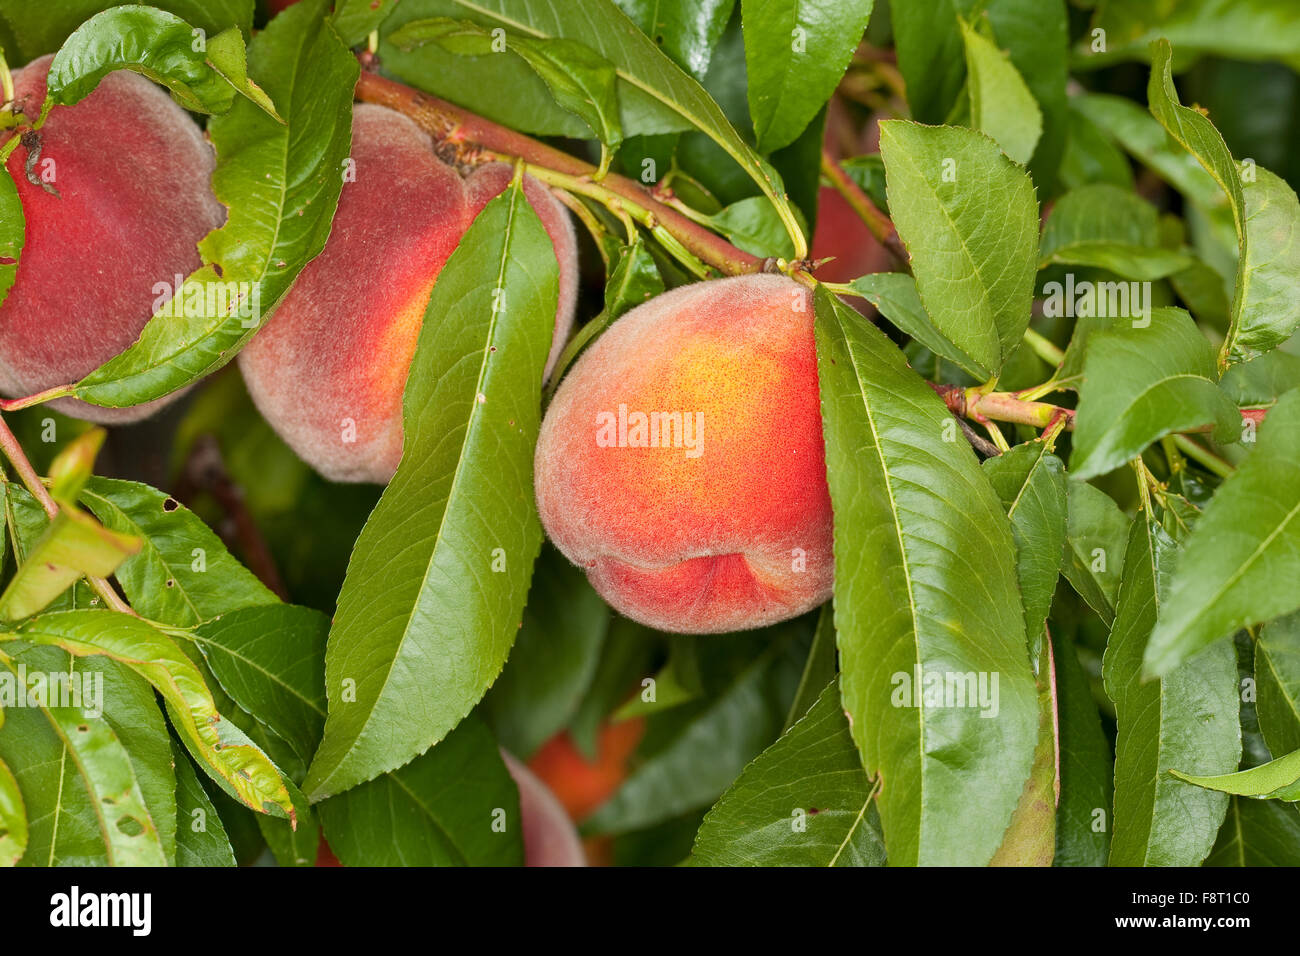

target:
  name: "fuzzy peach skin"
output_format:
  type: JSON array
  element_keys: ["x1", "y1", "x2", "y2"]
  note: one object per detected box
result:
[
  {"x1": 502, "y1": 751, "x2": 587, "y2": 867},
  {"x1": 534, "y1": 274, "x2": 833, "y2": 634},
  {"x1": 0, "y1": 55, "x2": 225, "y2": 423},
  {"x1": 239, "y1": 103, "x2": 577, "y2": 484}
]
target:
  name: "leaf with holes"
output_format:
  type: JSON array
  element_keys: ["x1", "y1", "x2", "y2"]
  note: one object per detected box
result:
[
  {"x1": 81, "y1": 478, "x2": 277, "y2": 627},
  {"x1": 9, "y1": 610, "x2": 293, "y2": 820}
]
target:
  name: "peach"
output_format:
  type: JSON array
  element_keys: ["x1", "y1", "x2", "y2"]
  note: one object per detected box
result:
[
  {"x1": 238, "y1": 103, "x2": 577, "y2": 483},
  {"x1": 502, "y1": 751, "x2": 587, "y2": 867},
  {"x1": 0, "y1": 55, "x2": 225, "y2": 423},
  {"x1": 528, "y1": 719, "x2": 644, "y2": 822},
  {"x1": 534, "y1": 274, "x2": 833, "y2": 634}
]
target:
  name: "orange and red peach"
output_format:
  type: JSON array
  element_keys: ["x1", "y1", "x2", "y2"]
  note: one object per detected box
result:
[
  {"x1": 0, "y1": 55, "x2": 225, "y2": 423},
  {"x1": 534, "y1": 274, "x2": 833, "y2": 634},
  {"x1": 239, "y1": 103, "x2": 577, "y2": 483}
]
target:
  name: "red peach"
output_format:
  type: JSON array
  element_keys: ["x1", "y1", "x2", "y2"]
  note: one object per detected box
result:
[
  {"x1": 0, "y1": 55, "x2": 225, "y2": 423},
  {"x1": 534, "y1": 274, "x2": 833, "y2": 634},
  {"x1": 239, "y1": 103, "x2": 577, "y2": 483}
]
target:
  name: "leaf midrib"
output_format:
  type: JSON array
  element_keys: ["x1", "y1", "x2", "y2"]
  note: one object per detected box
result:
[
  {"x1": 837, "y1": 315, "x2": 927, "y2": 864},
  {"x1": 315, "y1": 186, "x2": 529, "y2": 791}
]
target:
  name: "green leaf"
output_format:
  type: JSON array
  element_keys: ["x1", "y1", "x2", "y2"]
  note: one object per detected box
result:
[
  {"x1": 191, "y1": 604, "x2": 328, "y2": 765},
  {"x1": 1, "y1": 1, "x2": 254, "y2": 64},
  {"x1": 482, "y1": 547, "x2": 609, "y2": 759},
  {"x1": 203, "y1": 26, "x2": 282, "y2": 120},
  {"x1": 304, "y1": 180, "x2": 556, "y2": 799},
  {"x1": 1051, "y1": 629, "x2": 1112, "y2": 866},
  {"x1": 72, "y1": 0, "x2": 358, "y2": 409},
  {"x1": 1220, "y1": 350, "x2": 1300, "y2": 409},
  {"x1": 1060, "y1": 99, "x2": 1136, "y2": 192},
  {"x1": 706, "y1": 195, "x2": 801, "y2": 259},
  {"x1": 978, "y1": 0, "x2": 1070, "y2": 192},
  {"x1": 548, "y1": 235, "x2": 663, "y2": 392},
  {"x1": 378, "y1": 0, "x2": 802, "y2": 254},
  {"x1": 895, "y1": 0, "x2": 1069, "y2": 191},
  {"x1": 983, "y1": 441, "x2": 1068, "y2": 657},
  {"x1": 0, "y1": 507, "x2": 140, "y2": 622},
  {"x1": 0, "y1": 649, "x2": 169, "y2": 866},
  {"x1": 584, "y1": 624, "x2": 809, "y2": 835},
  {"x1": 1072, "y1": 93, "x2": 1225, "y2": 212},
  {"x1": 1147, "y1": 39, "x2": 1300, "y2": 366},
  {"x1": 959, "y1": 16, "x2": 1042, "y2": 165},
  {"x1": 782, "y1": 602, "x2": 837, "y2": 733},
  {"x1": 611, "y1": 640, "x2": 701, "y2": 722},
  {"x1": 0, "y1": 755, "x2": 26, "y2": 866},
  {"x1": 740, "y1": 0, "x2": 875, "y2": 153},
  {"x1": 891, "y1": 0, "x2": 966, "y2": 125},
  {"x1": 389, "y1": 19, "x2": 623, "y2": 176},
  {"x1": 1234, "y1": 168, "x2": 1300, "y2": 359},
  {"x1": 80, "y1": 478, "x2": 277, "y2": 627},
  {"x1": 1257, "y1": 613, "x2": 1300, "y2": 757},
  {"x1": 848, "y1": 273, "x2": 990, "y2": 379},
  {"x1": 46, "y1": 429, "x2": 105, "y2": 505},
  {"x1": 1061, "y1": 481, "x2": 1130, "y2": 625},
  {"x1": 2, "y1": 489, "x2": 98, "y2": 614},
  {"x1": 1104, "y1": 516, "x2": 1240, "y2": 866},
  {"x1": 1071, "y1": 307, "x2": 1241, "y2": 480},
  {"x1": 9, "y1": 610, "x2": 293, "y2": 819},
  {"x1": 331, "y1": 0, "x2": 400, "y2": 47},
  {"x1": 318, "y1": 714, "x2": 524, "y2": 866},
  {"x1": 256, "y1": 778, "x2": 319, "y2": 866},
  {"x1": 1206, "y1": 796, "x2": 1300, "y2": 866},
  {"x1": 611, "y1": 0, "x2": 735, "y2": 80},
  {"x1": 1145, "y1": 389, "x2": 1300, "y2": 677},
  {"x1": 44, "y1": 7, "x2": 278, "y2": 118},
  {"x1": 171, "y1": 742, "x2": 236, "y2": 867},
  {"x1": 0, "y1": 669, "x2": 104, "y2": 864},
  {"x1": 814, "y1": 289, "x2": 1038, "y2": 866},
  {"x1": 689, "y1": 681, "x2": 885, "y2": 866},
  {"x1": 0, "y1": 165, "x2": 22, "y2": 307},
  {"x1": 1039, "y1": 184, "x2": 1194, "y2": 280},
  {"x1": 1081, "y1": 0, "x2": 1300, "y2": 67},
  {"x1": 879, "y1": 120, "x2": 1039, "y2": 375},
  {"x1": 989, "y1": 638, "x2": 1057, "y2": 865},
  {"x1": 566, "y1": 616, "x2": 661, "y2": 757},
  {"x1": 1172, "y1": 748, "x2": 1300, "y2": 801}
]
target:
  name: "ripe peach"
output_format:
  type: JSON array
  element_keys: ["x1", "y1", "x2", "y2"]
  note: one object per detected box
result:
[
  {"x1": 239, "y1": 103, "x2": 577, "y2": 483},
  {"x1": 534, "y1": 274, "x2": 833, "y2": 634},
  {"x1": 502, "y1": 751, "x2": 586, "y2": 867},
  {"x1": 0, "y1": 55, "x2": 225, "y2": 423},
  {"x1": 528, "y1": 719, "x2": 644, "y2": 822}
]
